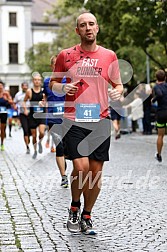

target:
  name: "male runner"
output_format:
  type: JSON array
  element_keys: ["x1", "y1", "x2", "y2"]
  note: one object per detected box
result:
[
  {"x1": 50, "y1": 12, "x2": 123, "y2": 234},
  {"x1": 152, "y1": 69, "x2": 167, "y2": 162},
  {"x1": 14, "y1": 82, "x2": 30, "y2": 153},
  {"x1": 43, "y1": 55, "x2": 68, "y2": 187}
]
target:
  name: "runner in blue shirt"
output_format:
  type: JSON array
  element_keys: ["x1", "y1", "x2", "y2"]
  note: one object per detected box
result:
[{"x1": 43, "y1": 55, "x2": 68, "y2": 188}]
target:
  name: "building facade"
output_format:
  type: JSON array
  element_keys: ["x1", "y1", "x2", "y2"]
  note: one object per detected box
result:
[{"x1": 0, "y1": 0, "x2": 58, "y2": 96}]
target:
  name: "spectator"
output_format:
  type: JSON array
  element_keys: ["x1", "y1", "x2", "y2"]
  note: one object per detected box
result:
[{"x1": 152, "y1": 69, "x2": 167, "y2": 162}]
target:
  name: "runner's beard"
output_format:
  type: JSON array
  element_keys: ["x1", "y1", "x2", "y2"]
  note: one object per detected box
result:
[{"x1": 82, "y1": 36, "x2": 96, "y2": 45}]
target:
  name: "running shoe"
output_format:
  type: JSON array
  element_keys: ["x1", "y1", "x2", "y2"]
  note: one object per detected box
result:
[
  {"x1": 26, "y1": 147, "x2": 30, "y2": 154},
  {"x1": 32, "y1": 151, "x2": 37, "y2": 159},
  {"x1": 155, "y1": 153, "x2": 162, "y2": 162},
  {"x1": 61, "y1": 175, "x2": 68, "y2": 188},
  {"x1": 80, "y1": 215, "x2": 96, "y2": 235},
  {"x1": 38, "y1": 142, "x2": 43, "y2": 153},
  {"x1": 67, "y1": 206, "x2": 81, "y2": 233},
  {"x1": 1, "y1": 144, "x2": 5, "y2": 151},
  {"x1": 115, "y1": 131, "x2": 121, "y2": 140}
]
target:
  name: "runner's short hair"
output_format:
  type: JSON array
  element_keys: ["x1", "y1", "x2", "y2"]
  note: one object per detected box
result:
[
  {"x1": 21, "y1": 82, "x2": 28, "y2": 86},
  {"x1": 76, "y1": 12, "x2": 97, "y2": 27},
  {"x1": 156, "y1": 69, "x2": 166, "y2": 82},
  {"x1": 50, "y1": 55, "x2": 57, "y2": 65}
]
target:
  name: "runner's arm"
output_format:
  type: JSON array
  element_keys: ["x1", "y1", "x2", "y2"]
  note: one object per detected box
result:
[
  {"x1": 49, "y1": 79, "x2": 79, "y2": 96},
  {"x1": 108, "y1": 83, "x2": 123, "y2": 101}
]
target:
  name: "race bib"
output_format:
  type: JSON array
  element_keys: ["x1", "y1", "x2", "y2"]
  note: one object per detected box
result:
[
  {"x1": 33, "y1": 105, "x2": 44, "y2": 113},
  {"x1": 53, "y1": 102, "x2": 64, "y2": 115},
  {"x1": 0, "y1": 106, "x2": 7, "y2": 113},
  {"x1": 75, "y1": 103, "x2": 100, "y2": 122}
]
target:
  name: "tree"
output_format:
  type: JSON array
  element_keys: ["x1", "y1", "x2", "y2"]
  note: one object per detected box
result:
[
  {"x1": 26, "y1": 0, "x2": 167, "y2": 83},
  {"x1": 47, "y1": 0, "x2": 82, "y2": 50},
  {"x1": 116, "y1": 0, "x2": 167, "y2": 70},
  {"x1": 64, "y1": 0, "x2": 167, "y2": 81},
  {"x1": 25, "y1": 1, "x2": 81, "y2": 75},
  {"x1": 25, "y1": 42, "x2": 58, "y2": 76}
]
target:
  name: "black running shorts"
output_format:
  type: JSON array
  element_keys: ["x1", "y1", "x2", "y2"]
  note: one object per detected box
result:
[
  {"x1": 110, "y1": 108, "x2": 121, "y2": 121},
  {"x1": 63, "y1": 118, "x2": 111, "y2": 161},
  {"x1": 156, "y1": 110, "x2": 167, "y2": 128},
  {"x1": 48, "y1": 123, "x2": 64, "y2": 157},
  {"x1": 28, "y1": 114, "x2": 46, "y2": 129},
  {"x1": 0, "y1": 113, "x2": 7, "y2": 124}
]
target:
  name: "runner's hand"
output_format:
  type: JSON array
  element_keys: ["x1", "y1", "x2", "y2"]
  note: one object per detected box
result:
[
  {"x1": 108, "y1": 88, "x2": 122, "y2": 101},
  {"x1": 63, "y1": 81, "x2": 79, "y2": 96},
  {"x1": 39, "y1": 100, "x2": 45, "y2": 107}
]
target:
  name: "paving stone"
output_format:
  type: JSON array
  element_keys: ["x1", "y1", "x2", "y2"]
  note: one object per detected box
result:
[
  {"x1": 23, "y1": 250, "x2": 42, "y2": 252},
  {"x1": 18, "y1": 235, "x2": 40, "y2": 249},
  {"x1": 0, "y1": 245, "x2": 18, "y2": 252},
  {"x1": 1, "y1": 130, "x2": 167, "y2": 251}
]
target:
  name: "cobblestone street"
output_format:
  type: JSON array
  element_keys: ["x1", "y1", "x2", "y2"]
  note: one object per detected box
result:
[{"x1": 0, "y1": 128, "x2": 167, "y2": 252}]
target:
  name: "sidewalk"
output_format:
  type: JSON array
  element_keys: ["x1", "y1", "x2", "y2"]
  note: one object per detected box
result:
[{"x1": 0, "y1": 127, "x2": 167, "y2": 252}]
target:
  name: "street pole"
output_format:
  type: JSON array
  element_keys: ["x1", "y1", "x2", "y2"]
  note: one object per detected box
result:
[{"x1": 146, "y1": 55, "x2": 150, "y2": 84}]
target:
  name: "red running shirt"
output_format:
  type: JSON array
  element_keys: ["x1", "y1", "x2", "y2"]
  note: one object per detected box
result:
[{"x1": 54, "y1": 45, "x2": 121, "y2": 121}]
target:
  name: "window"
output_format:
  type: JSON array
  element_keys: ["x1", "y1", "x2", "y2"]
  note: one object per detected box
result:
[
  {"x1": 10, "y1": 86, "x2": 19, "y2": 98},
  {"x1": 9, "y1": 43, "x2": 18, "y2": 64},
  {"x1": 9, "y1": 12, "x2": 17, "y2": 26}
]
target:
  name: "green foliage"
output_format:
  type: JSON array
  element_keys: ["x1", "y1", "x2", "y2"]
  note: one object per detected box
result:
[
  {"x1": 25, "y1": 42, "x2": 59, "y2": 76},
  {"x1": 67, "y1": 0, "x2": 166, "y2": 81},
  {"x1": 117, "y1": 46, "x2": 146, "y2": 83},
  {"x1": 25, "y1": 0, "x2": 167, "y2": 83},
  {"x1": 52, "y1": 12, "x2": 80, "y2": 50},
  {"x1": 90, "y1": 0, "x2": 166, "y2": 70},
  {"x1": 49, "y1": 0, "x2": 84, "y2": 50}
]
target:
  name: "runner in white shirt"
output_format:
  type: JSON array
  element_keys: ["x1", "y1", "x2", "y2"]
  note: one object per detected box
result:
[{"x1": 14, "y1": 82, "x2": 30, "y2": 154}]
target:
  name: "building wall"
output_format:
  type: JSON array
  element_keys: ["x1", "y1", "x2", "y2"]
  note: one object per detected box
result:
[
  {"x1": 0, "y1": 0, "x2": 58, "y2": 94},
  {"x1": 0, "y1": 2, "x2": 33, "y2": 88},
  {"x1": 32, "y1": 26, "x2": 58, "y2": 45}
]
